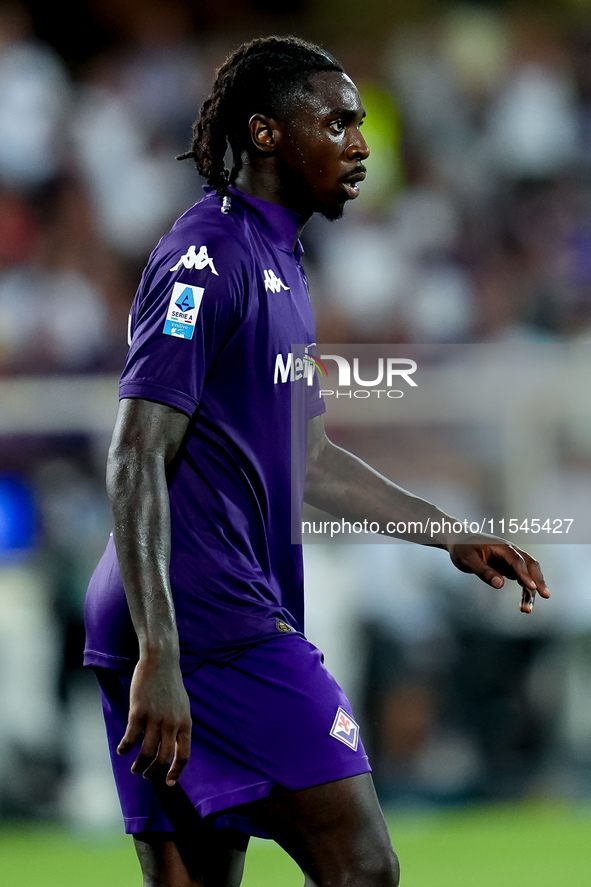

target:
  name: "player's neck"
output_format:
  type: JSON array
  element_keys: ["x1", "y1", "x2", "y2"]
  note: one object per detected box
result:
[{"x1": 233, "y1": 163, "x2": 311, "y2": 238}]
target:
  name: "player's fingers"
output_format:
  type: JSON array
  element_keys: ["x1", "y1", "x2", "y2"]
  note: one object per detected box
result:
[
  {"x1": 455, "y1": 548, "x2": 505, "y2": 588},
  {"x1": 142, "y1": 731, "x2": 176, "y2": 780},
  {"x1": 117, "y1": 716, "x2": 144, "y2": 756},
  {"x1": 520, "y1": 585, "x2": 536, "y2": 614},
  {"x1": 522, "y1": 556, "x2": 551, "y2": 599},
  {"x1": 494, "y1": 546, "x2": 537, "y2": 589},
  {"x1": 478, "y1": 566, "x2": 505, "y2": 589},
  {"x1": 166, "y1": 725, "x2": 192, "y2": 786},
  {"x1": 131, "y1": 728, "x2": 161, "y2": 775}
]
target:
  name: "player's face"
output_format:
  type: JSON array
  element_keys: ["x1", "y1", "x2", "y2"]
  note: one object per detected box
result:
[{"x1": 277, "y1": 71, "x2": 369, "y2": 221}]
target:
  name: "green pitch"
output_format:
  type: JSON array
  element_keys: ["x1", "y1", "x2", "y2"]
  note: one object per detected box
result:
[{"x1": 1, "y1": 802, "x2": 590, "y2": 886}]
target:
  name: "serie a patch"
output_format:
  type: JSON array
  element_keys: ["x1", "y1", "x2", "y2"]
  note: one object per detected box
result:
[
  {"x1": 329, "y1": 706, "x2": 360, "y2": 751},
  {"x1": 163, "y1": 282, "x2": 204, "y2": 340}
]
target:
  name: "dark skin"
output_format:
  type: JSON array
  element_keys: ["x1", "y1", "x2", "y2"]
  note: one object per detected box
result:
[
  {"x1": 233, "y1": 70, "x2": 369, "y2": 227},
  {"x1": 110, "y1": 71, "x2": 549, "y2": 886},
  {"x1": 108, "y1": 400, "x2": 191, "y2": 787}
]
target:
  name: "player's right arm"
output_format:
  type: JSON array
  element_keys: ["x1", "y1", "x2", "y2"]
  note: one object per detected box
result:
[
  {"x1": 107, "y1": 396, "x2": 192, "y2": 786},
  {"x1": 108, "y1": 218, "x2": 248, "y2": 782}
]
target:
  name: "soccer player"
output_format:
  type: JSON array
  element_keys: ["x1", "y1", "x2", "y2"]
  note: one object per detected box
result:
[{"x1": 83, "y1": 36, "x2": 550, "y2": 887}]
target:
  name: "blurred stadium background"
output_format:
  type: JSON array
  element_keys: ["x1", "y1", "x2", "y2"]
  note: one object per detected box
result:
[{"x1": 1, "y1": 0, "x2": 591, "y2": 883}]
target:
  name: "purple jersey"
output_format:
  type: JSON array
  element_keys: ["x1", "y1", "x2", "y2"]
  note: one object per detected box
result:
[{"x1": 84, "y1": 187, "x2": 325, "y2": 672}]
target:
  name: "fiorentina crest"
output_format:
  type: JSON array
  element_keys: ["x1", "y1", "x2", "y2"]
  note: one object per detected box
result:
[{"x1": 329, "y1": 706, "x2": 360, "y2": 751}]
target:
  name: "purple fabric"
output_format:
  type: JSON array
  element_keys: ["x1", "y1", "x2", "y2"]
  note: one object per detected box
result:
[
  {"x1": 94, "y1": 635, "x2": 370, "y2": 834},
  {"x1": 84, "y1": 187, "x2": 325, "y2": 671}
]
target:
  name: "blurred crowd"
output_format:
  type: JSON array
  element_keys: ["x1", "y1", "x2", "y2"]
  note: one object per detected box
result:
[
  {"x1": 0, "y1": 0, "x2": 209, "y2": 375},
  {"x1": 1, "y1": 0, "x2": 591, "y2": 827},
  {"x1": 3, "y1": 2, "x2": 591, "y2": 375}
]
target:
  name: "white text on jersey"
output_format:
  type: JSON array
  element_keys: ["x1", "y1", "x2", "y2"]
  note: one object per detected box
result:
[{"x1": 274, "y1": 345, "x2": 316, "y2": 385}]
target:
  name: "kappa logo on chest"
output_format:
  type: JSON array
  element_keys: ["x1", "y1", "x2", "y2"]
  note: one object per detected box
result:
[{"x1": 264, "y1": 269, "x2": 290, "y2": 293}]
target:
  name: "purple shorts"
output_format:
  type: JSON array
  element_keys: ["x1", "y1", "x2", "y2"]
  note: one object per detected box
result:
[{"x1": 94, "y1": 634, "x2": 371, "y2": 835}]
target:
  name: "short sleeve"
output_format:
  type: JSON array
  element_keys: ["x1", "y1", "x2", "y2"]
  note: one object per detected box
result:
[{"x1": 119, "y1": 234, "x2": 249, "y2": 416}]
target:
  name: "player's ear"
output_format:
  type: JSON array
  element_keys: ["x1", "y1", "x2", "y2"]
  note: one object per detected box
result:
[{"x1": 248, "y1": 114, "x2": 281, "y2": 153}]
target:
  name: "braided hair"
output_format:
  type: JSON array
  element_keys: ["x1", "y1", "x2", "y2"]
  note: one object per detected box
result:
[{"x1": 177, "y1": 36, "x2": 344, "y2": 212}]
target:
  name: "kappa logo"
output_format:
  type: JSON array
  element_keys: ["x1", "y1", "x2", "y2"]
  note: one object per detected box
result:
[
  {"x1": 329, "y1": 706, "x2": 360, "y2": 751},
  {"x1": 170, "y1": 245, "x2": 219, "y2": 276},
  {"x1": 264, "y1": 269, "x2": 290, "y2": 293}
]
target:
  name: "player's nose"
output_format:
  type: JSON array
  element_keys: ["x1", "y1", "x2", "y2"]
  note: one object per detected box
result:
[{"x1": 346, "y1": 133, "x2": 370, "y2": 161}]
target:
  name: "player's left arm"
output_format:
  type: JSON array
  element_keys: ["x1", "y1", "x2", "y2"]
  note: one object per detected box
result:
[{"x1": 304, "y1": 414, "x2": 550, "y2": 613}]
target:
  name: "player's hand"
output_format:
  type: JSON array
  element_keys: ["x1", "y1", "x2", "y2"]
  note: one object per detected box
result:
[
  {"x1": 447, "y1": 536, "x2": 550, "y2": 613},
  {"x1": 116, "y1": 656, "x2": 192, "y2": 786}
]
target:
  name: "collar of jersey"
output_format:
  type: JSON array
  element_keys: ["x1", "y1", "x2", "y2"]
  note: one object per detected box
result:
[{"x1": 203, "y1": 185, "x2": 304, "y2": 258}]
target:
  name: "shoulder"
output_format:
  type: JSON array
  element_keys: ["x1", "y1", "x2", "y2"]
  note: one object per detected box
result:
[
  {"x1": 132, "y1": 193, "x2": 254, "y2": 324},
  {"x1": 151, "y1": 192, "x2": 252, "y2": 281}
]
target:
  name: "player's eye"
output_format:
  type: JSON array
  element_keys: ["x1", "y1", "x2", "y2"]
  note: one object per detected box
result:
[{"x1": 330, "y1": 118, "x2": 346, "y2": 133}]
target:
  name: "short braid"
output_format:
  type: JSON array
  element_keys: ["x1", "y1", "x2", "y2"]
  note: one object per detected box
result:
[{"x1": 177, "y1": 36, "x2": 343, "y2": 211}]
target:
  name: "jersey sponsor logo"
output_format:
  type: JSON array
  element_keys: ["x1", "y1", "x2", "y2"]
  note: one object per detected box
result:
[
  {"x1": 264, "y1": 269, "x2": 290, "y2": 293},
  {"x1": 329, "y1": 706, "x2": 360, "y2": 751},
  {"x1": 170, "y1": 245, "x2": 219, "y2": 276},
  {"x1": 274, "y1": 346, "x2": 328, "y2": 385},
  {"x1": 163, "y1": 282, "x2": 204, "y2": 340}
]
